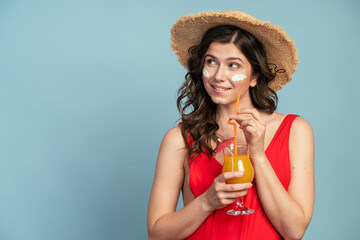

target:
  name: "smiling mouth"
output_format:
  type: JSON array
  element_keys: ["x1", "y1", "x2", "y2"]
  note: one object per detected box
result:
[{"x1": 212, "y1": 85, "x2": 231, "y2": 91}]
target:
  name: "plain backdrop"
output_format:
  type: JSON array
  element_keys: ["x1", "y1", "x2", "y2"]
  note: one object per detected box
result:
[{"x1": 1, "y1": 0, "x2": 359, "y2": 239}]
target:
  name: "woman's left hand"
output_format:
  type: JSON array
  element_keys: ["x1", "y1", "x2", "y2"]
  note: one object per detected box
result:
[{"x1": 229, "y1": 108, "x2": 266, "y2": 160}]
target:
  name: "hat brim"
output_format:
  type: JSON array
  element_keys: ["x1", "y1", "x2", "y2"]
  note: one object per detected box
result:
[{"x1": 170, "y1": 11, "x2": 298, "y2": 91}]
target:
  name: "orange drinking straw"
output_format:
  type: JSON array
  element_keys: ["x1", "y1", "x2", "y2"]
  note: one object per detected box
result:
[{"x1": 227, "y1": 93, "x2": 240, "y2": 156}]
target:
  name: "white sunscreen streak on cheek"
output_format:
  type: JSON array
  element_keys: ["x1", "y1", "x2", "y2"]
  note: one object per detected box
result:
[
  {"x1": 232, "y1": 74, "x2": 247, "y2": 81},
  {"x1": 203, "y1": 68, "x2": 209, "y2": 78}
]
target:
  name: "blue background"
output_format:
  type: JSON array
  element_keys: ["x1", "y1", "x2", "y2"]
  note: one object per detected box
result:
[{"x1": 1, "y1": 0, "x2": 359, "y2": 239}]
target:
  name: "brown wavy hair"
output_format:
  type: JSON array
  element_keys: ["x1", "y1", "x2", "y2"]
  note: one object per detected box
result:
[{"x1": 177, "y1": 25, "x2": 277, "y2": 160}]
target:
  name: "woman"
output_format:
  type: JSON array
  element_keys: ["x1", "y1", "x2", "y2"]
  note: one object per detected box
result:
[{"x1": 147, "y1": 11, "x2": 314, "y2": 240}]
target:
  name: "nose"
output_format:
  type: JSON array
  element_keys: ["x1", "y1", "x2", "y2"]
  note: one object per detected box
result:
[{"x1": 214, "y1": 64, "x2": 226, "y2": 82}]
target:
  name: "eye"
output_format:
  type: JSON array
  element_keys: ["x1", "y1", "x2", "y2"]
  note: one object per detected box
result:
[
  {"x1": 229, "y1": 63, "x2": 240, "y2": 69},
  {"x1": 206, "y1": 59, "x2": 217, "y2": 66}
]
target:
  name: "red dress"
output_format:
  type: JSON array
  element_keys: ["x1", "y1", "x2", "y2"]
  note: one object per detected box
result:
[{"x1": 186, "y1": 114, "x2": 299, "y2": 240}]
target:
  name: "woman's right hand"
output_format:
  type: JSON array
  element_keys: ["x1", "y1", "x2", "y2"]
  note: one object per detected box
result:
[{"x1": 200, "y1": 171, "x2": 253, "y2": 212}]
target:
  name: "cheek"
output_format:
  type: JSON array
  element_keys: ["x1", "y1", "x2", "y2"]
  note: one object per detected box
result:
[
  {"x1": 202, "y1": 68, "x2": 209, "y2": 78},
  {"x1": 203, "y1": 67, "x2": 217, "y2": 79},
  {"x1": 231, "y1": 73, "x2": 247, "y2": 82}
]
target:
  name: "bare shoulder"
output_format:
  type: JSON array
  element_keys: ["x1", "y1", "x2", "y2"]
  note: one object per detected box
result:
[
  {"x1": 151, "y1": 125, "x2": 188, "y2": 202},
  {"x1": 290, "y1": 116, "x2": 314, "y2": 140},
  {"x1": 157, "y1": 125, "x2": 188, "y2": 168},
  {"x1": 289, "y1": 116, "x2": 314, "y2": 165},
  {"x1": 161, "y1": 125, "x2": 187, "y2": 151}
]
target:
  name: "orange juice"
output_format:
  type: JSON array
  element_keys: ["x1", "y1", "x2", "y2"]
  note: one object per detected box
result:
[{"x1": 222, "y1": 155, "x2": 254, "y2": 184}]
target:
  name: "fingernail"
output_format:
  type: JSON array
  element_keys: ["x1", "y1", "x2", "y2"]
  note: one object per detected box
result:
[
  {"x1": 248, "y1": 183, "x2": 253, "y2": 188},
  {"x1": 235, "y1": 171, "x2": 243, "y2": 177}
]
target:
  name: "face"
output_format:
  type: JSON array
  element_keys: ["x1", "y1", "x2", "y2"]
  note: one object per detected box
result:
[{"x1": 202, "y1": 42, "x2": 258, "y2": 106}]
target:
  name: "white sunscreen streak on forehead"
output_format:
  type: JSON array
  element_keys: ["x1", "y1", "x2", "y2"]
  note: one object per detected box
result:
[
  {"x1": 232, "y1": 74, "x2": 247, "y2": 81},
  {"x1": 203, "y1": 68, "x2": 209, "y2": 78}
]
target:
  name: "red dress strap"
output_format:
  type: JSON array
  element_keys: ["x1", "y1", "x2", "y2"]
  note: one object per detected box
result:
[{"x1": 265, "y1": 114, "x2": 299, "y2": 189}]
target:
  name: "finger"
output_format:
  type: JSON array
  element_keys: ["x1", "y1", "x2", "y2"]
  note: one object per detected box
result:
[
  {"x1": 220, "y1": 198, "x2": 238, "y2": 206},
  {"x1": 229, "y1": 115, "x2": 252, "y2": 127},
  {"x1": 229, "y1": 114, "x2": 260, "y2": 130},
  {"x1": 238, "y1": 119, "x2": 260, "y2": 134},
  {"x1": 237, "y1": 108, "x2": 265, "y2": 125},
  {"x1": 237, "y1": 118, "x2": 257, "y2": 128},
  {"x1": 223, "y1": 182, "x2": 253, "y2": 192},
  {"x1": 216, "y1": 171, "x2": 243, "y2": 182},
  {"x1": 229, "y1": 113, "x2": 251, "y2": 122},
  {"x1": 223, "y1": 189, "x2": 249, "y2": 198},
  {"x1": 237, "y1": 108, "x2": 260, "y2": 119},
  {"x1": 245, "y1": 125, "x2": 257, "y2": 134}
]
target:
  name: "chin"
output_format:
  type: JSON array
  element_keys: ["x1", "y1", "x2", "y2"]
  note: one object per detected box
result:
[{"x1": 209, "y1": 96, "x2": 229, "y2": 105}]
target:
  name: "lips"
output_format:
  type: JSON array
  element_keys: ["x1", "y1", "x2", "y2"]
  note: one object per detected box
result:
[{"x1": 212, "y1": 84, "x2": 231, "y2": 91}]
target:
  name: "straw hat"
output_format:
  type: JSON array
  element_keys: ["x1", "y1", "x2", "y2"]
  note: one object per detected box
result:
[{"x1": 170, "y1": 10, "x2": 298, "y2": 91}]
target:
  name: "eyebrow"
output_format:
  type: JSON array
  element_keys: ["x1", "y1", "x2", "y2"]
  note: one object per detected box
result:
[
  {"x1": 205, "y1": 54, "x2": 244, "y2": 63},
  {"x1": 227, "y1": 57, "x2": 244, "y2": 63}
]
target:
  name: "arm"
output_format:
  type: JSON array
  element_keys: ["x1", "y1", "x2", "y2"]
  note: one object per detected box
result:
[
  {"x1": 231, "y1": 111, "x2": 314, "y2": 240},
  {"x1": 147, "y1": 125, "x2": 252, "y2": 240},
  {"x1": 147, "y1": 126, "x2": 211, "y2": 239}
]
